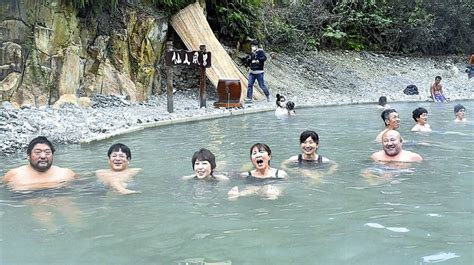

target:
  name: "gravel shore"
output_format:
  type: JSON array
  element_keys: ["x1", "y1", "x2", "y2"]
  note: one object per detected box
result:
[{"x1": 1, "y1": 50, "x2": 472, "y2": 155}]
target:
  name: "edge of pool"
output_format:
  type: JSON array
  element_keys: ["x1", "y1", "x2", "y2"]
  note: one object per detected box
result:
[{"x1": 79, "y1": 98, "x2": 474, "y2": 144}]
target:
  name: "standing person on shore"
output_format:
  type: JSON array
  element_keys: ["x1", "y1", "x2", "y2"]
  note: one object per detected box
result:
[
  {"x1": 245, "y1": 40, "x2": 270, "y2": 102},
  {"x1": 430, "y1": 76, "x2": 448, "y2": 102},
  {"x1": 453, "y1": 104, "x2": 467, "y2": 122},
  {"x1": 376, "y1": 109, "x2": 400, "y2": 142},
  {"x1": 2, "y1": 136, "x2": 76, "y2": 191},
  {"x1": 411, "y1": 107, "x2": 432, "y2": 132},
  {"x1": 96, "y1": 143, "x2": 141, "y2": 195}
]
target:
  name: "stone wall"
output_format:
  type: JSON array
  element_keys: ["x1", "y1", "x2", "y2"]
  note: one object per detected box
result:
[{"x1": 0, "y1": 0, "x2": 169, "y2": 107}]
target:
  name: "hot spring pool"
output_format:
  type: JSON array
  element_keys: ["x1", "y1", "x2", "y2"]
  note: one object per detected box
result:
[{"x1": 1, "y1": 100, "x2": 472, "y2": 264}]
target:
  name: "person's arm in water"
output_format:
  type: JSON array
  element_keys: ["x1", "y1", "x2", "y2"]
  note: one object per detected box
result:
[
  {"x1": 280, "y1": 156, "x2": 298, "y2": 171},
  {"x1": 108, "y1": 178, "x2": 140, "y2": 195},
  {"x1": 213, "y1": 174, "x2": 230, "y2": 181},
  {"x1": 96, "y1": 168, "x2": 141, "y2": 195}
]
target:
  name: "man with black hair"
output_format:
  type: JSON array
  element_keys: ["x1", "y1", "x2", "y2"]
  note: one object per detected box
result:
[
  {"x1": 430, "y1": 76, "x2": 447, "y2": 102},
  {"x1": 245, "y1": 40, "x2": 270, "y2": 102},
  {"x1": 2, "y1": 136, "x2": 76, "y2": 191},
  {"x1": 376, "y1": 109, "x2": 400, "y2": 143},
  {"x1": 96, "y1": 143, "x2": 141, "y2": 194}
]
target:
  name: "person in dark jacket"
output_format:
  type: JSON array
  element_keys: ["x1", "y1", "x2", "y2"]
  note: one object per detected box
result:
[{"x1": 245, "y1": 40, "x2": 270, "y2": 102}]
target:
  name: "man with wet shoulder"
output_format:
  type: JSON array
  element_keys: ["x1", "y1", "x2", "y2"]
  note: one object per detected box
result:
[
  {"x1": 371, "y1": 130, "x2": 423, "y2": 162},
  {"x1": 2, "y1": 136, "x2": 76, "y2": 191},
  {"x1": 376, "y1": 108, "x2": 400, "y2": 142}
]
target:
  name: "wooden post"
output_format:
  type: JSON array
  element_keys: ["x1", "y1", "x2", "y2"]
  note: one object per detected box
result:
[
  {"x1": 199, "y1": 45, "x2": 206, "y2": 108},
  {"x1": 166, "y1": 41, "x2": 174, "y2": 113}
]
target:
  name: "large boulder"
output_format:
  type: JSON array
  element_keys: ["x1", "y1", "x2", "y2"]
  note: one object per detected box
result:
[
  {"x1": 98, "y1": 61, "x2": 140, "y2": 102},
  {"x1": 58, "y1": 46, "x2": 82, "y2": 95}
]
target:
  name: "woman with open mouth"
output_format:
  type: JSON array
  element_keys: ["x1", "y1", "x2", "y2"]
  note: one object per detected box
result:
[{"x1": 228, "y1": 143, "x2": 287, "y2": 200}]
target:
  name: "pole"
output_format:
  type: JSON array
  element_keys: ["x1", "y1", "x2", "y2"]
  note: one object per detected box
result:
[
  {"x1": 166, "y1": 41, "x2": 174, "y2": 113},
  {"x1": 199, "y1": 45, "x2": 206, "y2": 108}
]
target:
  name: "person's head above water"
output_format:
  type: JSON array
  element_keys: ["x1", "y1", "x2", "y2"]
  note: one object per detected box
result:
[
  {"x1": 381, "y1": 130, "x2": 403, "y2": 157},
  {"x1": 286, "y1": 101, "x2": 295, "y2": 111},
  {"x1": 249, "y1": 143, "x2": 272, "y2": 168},
  {"x1": 299, "y1": 130, "x2": 320, "y2": 157},
  {"x1": 299, "y1": 130, "x2": 319, "y2": 144},
  {"x1": 381, "y1": 108, "x2": 400, "y2": 129},
  {"x1": 454, "y1": 104, "x2": 465, "y2": 114},
  {"x1": 192, "y1": 148, "x2": 217, "y2": 177},
  {"x1": 108, "y1": 143, "x2": 131, "y2": 160},
  {"x1": 378, "y1": 96, "x2": 387, "y2": 106},
  {"x1": 412, "y1": 107, "x2": 428, "y2": 122},
  {"x1": 107, "y1": 143, "x2": 132, "y2": 171},
  {"x1": 27, "y1": 136, "x2": 55, "y2": 156},
  {"x1": 27, "y1": 136, "x2": 56, "y2": 172},
  {"x1": 454, "y1": 104, "x2": 466, "y2": 121},
  {"x1": 276, "y1": 94, "x2": 286, "y2": 107}
]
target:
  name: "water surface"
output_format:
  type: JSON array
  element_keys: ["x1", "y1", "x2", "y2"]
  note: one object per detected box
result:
[{"x1": 1, "y1": 101, "x2": 472, "y2": 264}]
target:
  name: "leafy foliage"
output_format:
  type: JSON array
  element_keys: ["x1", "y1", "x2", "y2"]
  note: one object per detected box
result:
[
  {"x1": 205, "y1": 0, "x2": 263, "y2": 43},
  {"x1": 262, "y1": 0, "x2": 473, "y2": 54}
]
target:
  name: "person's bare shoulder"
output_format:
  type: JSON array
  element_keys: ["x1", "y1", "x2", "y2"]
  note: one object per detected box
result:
[
  {"x1": 370, "y1": 151, "x2": 384, "y2": 161},
  {"x1": 54, "y1": 166, "x2": 76, "y2": 180},
  {"x1": 277, "y1": 169, "x2": 288, "y2": 179},
  {"x1": 214, "y1": 174, "x2": 230, "y2": 181},
  {"x1": 375, "y1": 130, "x2": 387, "y2": 143},
  {"x1": 2, "y1": 166, "x2": 26, "y2": 183},
  {"x1": 408, "y1": 151, "x2": 423, "y2": 162}
]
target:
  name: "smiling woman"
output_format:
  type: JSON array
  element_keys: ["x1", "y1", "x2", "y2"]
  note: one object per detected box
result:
[{"x1": 182, "y1": 148, "x2": 229, "y2": 181}]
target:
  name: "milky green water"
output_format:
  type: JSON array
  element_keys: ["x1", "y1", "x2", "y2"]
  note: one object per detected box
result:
[{"x1": 1, "y1": 101, "x2": 473, "y2": 265}]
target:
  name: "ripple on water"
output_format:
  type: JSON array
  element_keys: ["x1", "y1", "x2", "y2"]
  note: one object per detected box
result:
[
  {"x1": 365, "y1": 222, "x2": 410, "y2": 233},
  {"x1": 422, "y1": 252, "x2": 459, "y2": 263}
]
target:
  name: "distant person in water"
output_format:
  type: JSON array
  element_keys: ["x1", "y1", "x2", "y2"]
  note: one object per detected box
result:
[
  {"x1": 453, "y1": 104, "x2": 467, "y2": 122},
  {"x1": 275, "y1": 94, "x2": 288, "y2": 117},
  {"x1": 376, "y1": 108, "x2": 400, "y2": 142},
  {"x1": 377, "y1": 96, "x2": 390, "y2": 109},
  {"x1": 371, "y1": 130, "x2": 423, "y2": 162},
  {"x1": 411, "y1": 107, "x2": 432, "y2": 132},
  {"x1": 281, "y1": 130, "x2": 337, "y2": 181},
  {"x1": 430, "y1": 76, "x2": 447, "y2": 102},
  {"x1": 286, "y1": 101, "x2": 296, "y2": 116},
  {"x1": 2, "y1": 136, "x2": 76, "y2": 191},
  {"x1": 96, "y1": 143, "x2": 141, "y2": 195},
  {"x1": 275, "y1": 94, "x2": 296, "y2": 117},
  {"x1": 182, "y1": 148, "x2": 228, "y2": 181},
  {"x1": 228, "y1": 143, "x2": 287, "y2": 200}
]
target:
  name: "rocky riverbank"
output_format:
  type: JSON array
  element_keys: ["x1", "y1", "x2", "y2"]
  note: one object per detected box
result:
[{"x1": 1, "y1": 50, "x2": 472, "y2": 155}]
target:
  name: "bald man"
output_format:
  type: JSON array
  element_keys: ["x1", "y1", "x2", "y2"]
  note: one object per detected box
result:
[{"x1": 371, "y1": 130, "x2": 423, "y2": 162}]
